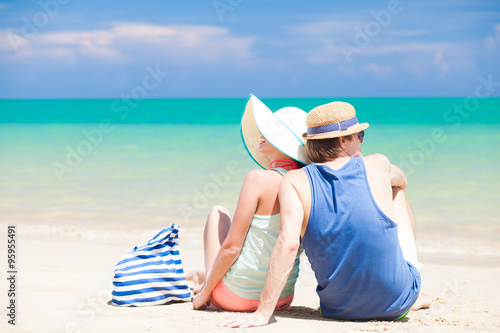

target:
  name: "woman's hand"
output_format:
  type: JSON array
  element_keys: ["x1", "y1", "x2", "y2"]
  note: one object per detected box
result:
[
  {"x1": 192, "y1": 280, "x2": 205, "y2": 295},
  {"x1": 192, "y1": 288, "x2": 211, "y2": 310}
]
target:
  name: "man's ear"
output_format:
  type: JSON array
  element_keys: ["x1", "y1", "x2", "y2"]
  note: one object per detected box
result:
[
  {"x1": 339, "y1": 136, "x2": 347, "y2": 149},
  {"x1": 338, "y1": 136, "x2": 352, "y2": 157}
]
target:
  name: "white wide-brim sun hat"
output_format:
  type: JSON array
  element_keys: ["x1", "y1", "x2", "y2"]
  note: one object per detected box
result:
[{"x1": 241, "y1": 94, "x2": 310, "y2": 169}]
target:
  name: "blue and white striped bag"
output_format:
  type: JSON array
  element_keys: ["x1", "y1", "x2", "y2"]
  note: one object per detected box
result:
[{"x1": 111, "y1": 224, "x2": 192, "y2": 306}]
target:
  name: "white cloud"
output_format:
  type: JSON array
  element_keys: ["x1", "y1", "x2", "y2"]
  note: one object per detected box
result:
[
  {"x1": 362, "y1": 63, "x2": 393, "y2": 76},
  {"x1": 287, "y1": 20, "x2": 459, "y2": 67},
  {"x1": 485, "y1": 23, "x2": 500, "y2": 50},
  {"x1": 0, "y1": 30, "x2": 20, "y2": 51},
  {"x1": 0, "y1": 22, "x2": 256, "y2": 66},
  {"x1": 386, "y1": 29, "x2": 429, "y2": 37},
  {"x1": 433, "y1": 51, "x2": 451, "y2": 75},
  {"x1": 288, "y1": 21, "x2": 354, "y2": 38},
  {"x1": 292, "y1": 21, "x2": 431, "y2": 41},
  {"x1": 312, "y1": 37, "x2": 477, "y2": 77},
  {"x1": 361, "y1": 42, "x2": 456, "y2": 55},
  {"x1": 337, "y1": 65, "x2": 357, "y2": 75},
  {"x1": 282, "y1": 17, "x2": 483, "y2": 82},
  {"x1": 305, "y1": 41, "x2": 343, "y2": 64},
  {"x1": 399, "y1": 59, "x2": 429, "y2": 77}
]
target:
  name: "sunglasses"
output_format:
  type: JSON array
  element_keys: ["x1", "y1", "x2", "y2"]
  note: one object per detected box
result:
[{"x1": 355, "y1": 130, "x2": 365, "y2": 143}]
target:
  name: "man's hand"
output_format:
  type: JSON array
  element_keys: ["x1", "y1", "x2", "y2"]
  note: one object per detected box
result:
[{"x1": 218, "y1": 311, "x2": 270, "y2": 328}]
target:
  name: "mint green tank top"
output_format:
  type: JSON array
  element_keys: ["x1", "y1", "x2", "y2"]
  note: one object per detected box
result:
[
  {"x1": 222, "y1": 168, "x2": 301, "y2": 300},
  {"x1": 222, "y1": 214, "x2": 301, "y2": 300}
]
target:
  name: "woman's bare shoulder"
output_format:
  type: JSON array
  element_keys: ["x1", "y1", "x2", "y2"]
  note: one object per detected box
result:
[{"x1": 245, "y1": 169, "x2": 283, "y2": 185}]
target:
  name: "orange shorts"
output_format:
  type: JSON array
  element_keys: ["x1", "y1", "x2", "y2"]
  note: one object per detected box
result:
[{"x1": 210, "y1": 279, "x2": 294, "y2": 312}]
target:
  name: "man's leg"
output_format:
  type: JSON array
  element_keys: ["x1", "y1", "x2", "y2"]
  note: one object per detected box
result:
[
  {"x1": 392, "y1": 187, "x2": 421, "y2": 270},
  {"x1": 392, "y1": 187, "x2": 416, "y2": 237}
]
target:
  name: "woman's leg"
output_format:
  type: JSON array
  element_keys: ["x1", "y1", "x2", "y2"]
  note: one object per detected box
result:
[
  {"x1": 203, "y1": 205, "x2": 232, "y2": 276},
  {"x1": 187, "y1": 205, "x2": 232, "y2": 294}
]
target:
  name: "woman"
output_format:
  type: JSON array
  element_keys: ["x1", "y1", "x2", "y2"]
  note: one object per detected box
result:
[{"x1": 191, "y1": 94, "x2": 309, "y2": 311}]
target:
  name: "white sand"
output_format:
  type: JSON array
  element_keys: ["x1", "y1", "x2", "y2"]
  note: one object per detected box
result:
[{"x1": 1, "y1": 229, "x2": 500, "y2": 333}]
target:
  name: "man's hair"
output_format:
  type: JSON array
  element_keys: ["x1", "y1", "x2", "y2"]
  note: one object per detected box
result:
[{"x1": 305, "y1": 135, "x2": 353, "y2": 163}]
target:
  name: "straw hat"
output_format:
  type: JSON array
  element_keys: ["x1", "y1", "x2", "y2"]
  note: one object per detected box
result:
[
  {"x1": 241, "y1": 94, "x2": 309, "y2": 169},
  {"x1": 302, "y1": 101, "x2": 369, "y2": 140}
]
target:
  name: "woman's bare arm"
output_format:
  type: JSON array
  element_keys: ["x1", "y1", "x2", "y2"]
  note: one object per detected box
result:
[{"x1": 193, "y1": 170, "x2": 266, "y2": 309}]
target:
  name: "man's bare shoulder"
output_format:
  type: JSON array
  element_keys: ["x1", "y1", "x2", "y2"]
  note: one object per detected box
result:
[
  {"x1": 363, "y1": 153, "x2": 391, "y2": 169},
  {"x1": 281, "y1": 169, "x2": 309, "y2": 193},
  {"x1": 282, "y1": 168, "x2": 308, "y2": 183},
  {"x1": 280, "y1": 168, "x2": 311, "y2": 219}
]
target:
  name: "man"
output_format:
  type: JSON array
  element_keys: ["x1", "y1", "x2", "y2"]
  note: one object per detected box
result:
[{"x1": 219, "y1": 101, "x2": 429, "y2": 328}]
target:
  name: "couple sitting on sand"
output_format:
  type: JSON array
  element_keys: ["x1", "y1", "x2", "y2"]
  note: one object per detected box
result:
[{"x1": 189, "y1": 95, "x2": 431, "y2": 327}]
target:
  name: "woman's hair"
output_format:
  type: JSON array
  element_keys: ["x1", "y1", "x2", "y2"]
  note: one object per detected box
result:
[
  {"x1": 305, "y1": 135, "x2": 353, "y2": 163},
  {"x1": 295, "y1": 161, "x2": 306, "y2": 169}
]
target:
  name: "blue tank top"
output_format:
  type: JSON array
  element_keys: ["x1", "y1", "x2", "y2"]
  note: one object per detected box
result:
[{"x1": 302, "y1": 157, "x2": 421, "y2": 320}]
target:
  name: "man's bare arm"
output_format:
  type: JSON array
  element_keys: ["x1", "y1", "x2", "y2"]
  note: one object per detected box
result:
[
  {"x1": 389, "y1": 163, "x2": 408, "y2": 190},
  {"x1": 257, "y1": 174, "x2": 304, "y2": 316}
]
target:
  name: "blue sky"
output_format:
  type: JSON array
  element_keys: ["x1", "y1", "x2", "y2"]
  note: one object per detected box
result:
[{"x1": 0, "y1": 0, "x2": 499, "y2": 98}]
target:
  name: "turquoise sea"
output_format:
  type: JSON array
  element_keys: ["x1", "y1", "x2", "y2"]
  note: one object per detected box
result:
[{"x1": 1, "y1": 98, "x2": 499, "y2": 259}]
